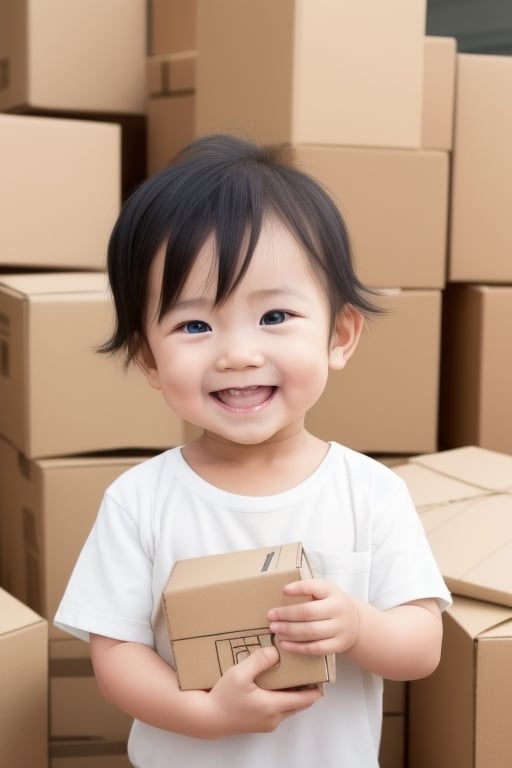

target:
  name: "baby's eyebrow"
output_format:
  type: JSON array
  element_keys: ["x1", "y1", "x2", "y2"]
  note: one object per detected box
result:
[
  {"x1": 250, "y1": 287, "x2": 309, "y2": 302},
  {"x1": 167, "y1": 296, "x2": 212, "y2": 313}
]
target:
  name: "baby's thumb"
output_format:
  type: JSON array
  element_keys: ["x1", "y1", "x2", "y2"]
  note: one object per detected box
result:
[{"x1": 242, "y1": 644, "x2": 279, "y2": 679}]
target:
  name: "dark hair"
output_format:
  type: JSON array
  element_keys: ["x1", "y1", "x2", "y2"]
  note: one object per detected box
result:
[{"x1": 101, "y1": 133, "x2": 381, "y2": 365}]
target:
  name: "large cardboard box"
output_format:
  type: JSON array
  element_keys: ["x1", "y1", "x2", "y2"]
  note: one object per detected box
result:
[
  {"x1": 0, "y1": 436, "x2": 155, "y2": 635},
  {"x1": 196, "y1": 0, "x2": 427, "y2": 148},
  {"x1": 393, "y1": 445, "x2": 512, "y2": 609},
  {"x1": 0, "y1": 114, "x2": 120, "y2": 269},
  {"x1": 50, "y1": 638, "x2": 132, "y2": 740},
  {"x1": 163, "y1": 542, "x2": 336, "y2": 691},
  {"x1": 409, "y1": 596, "x2": 512, "y2": 768},
  {"x1": 0, "y1": 272, "x2": 194, "y2": 458},
  {"x1": 146, "y1": 52, "x2": 196, "y2": 175},
  {"x1": 307, "y1": 289, "x2": 442, "y2": 454},
  {"x1": 0, "y1": 0, "x2": 146, "y2": 114},
  {"x1": 421, "y1": 36, "x2": 457, "y2": 150},
  {"x1": 281, "y1": 146, "x2": 448, "y2": 289},
  {"x1": 439, "y1": 285, "x2": 512, "y2": 454},
  {"x1": 149, "y1": 0, "x2": 197, "y2": 55},
  {"x1": 0, "y1": 588, "x2": 48, "y2": 768},
  {"x1": 449, "y1": 53, "x2": 512, "y2": 282}
]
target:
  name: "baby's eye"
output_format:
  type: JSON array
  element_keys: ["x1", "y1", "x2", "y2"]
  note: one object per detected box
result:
[
  {"x1": 260, "y1": 310, "x2": 288, "y2": 326},
  {"x1": 181, "y1": 320, "x2": 211, "y2": 334}
]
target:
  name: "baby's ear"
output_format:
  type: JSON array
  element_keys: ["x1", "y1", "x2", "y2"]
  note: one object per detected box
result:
[
  {"x1": 328, "y1": 306, "x2": 364, "y2": 370},
  {"x1": 135, "y1": 341, "x2": 162, "y2": 390}
]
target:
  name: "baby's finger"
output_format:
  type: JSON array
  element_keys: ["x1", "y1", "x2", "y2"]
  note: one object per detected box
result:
[
  {"x1": 282, "y1": 578, "x2": 332, "y2": 600},
  {"x1": 234, "y1": 645, "x2": 280, "y2": 683}
]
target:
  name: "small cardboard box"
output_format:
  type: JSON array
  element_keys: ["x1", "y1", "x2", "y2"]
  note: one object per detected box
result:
[
  {"x1": 0, "y1": 0, "x2": 146, "y2": 114},
  {"x1": 307, "y1": 289, "x2": 442, "y2": 454},
  {"x1": 393, "y1": 446, "x2": 512, "y2": 608},
  {"x1": 0, "y1": 588, "x2": 48, "y2": 768},
  {"x1": 449, "y1": 53, "x2": 512, "y2": 282},
  {"x1": 196, "y1": 0, "x2": 427, "y2": 148},
  {"x1": 0, "y1": 114, "x2": 120, "y2": 270},
  {"x1": 0, "y1": 272, "x2": 193, "y2": 458},
  {"x1": 163, "y1": 542, "x2": 336, "y2": 691},
  {"x1": 281, "y1": 145, "x2": 448, "y2": 289},
  {"x1": 439, "y1": 285, "x2": 512, "y2": 455},
  {"x1": 0, "y1": 437, "x2": 156, "y2": 638},
  {"x1": 409, "y1": 596, "x2": 512, "y2": 768}
]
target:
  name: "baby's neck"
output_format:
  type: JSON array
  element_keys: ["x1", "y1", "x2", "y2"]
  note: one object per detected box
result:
[{"x1": 181, "y1": 431, "x2": 328, "y2": 495}]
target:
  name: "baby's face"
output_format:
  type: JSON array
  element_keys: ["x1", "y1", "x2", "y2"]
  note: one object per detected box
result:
[{"x1": 139, "y1": 218, "x2": 345, "y2": 448}]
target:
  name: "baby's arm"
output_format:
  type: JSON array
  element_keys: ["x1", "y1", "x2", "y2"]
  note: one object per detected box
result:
[
  {"x1": 267, "y1": 579, "x2": 442, "y2": 681},
  {"x1": 89, "y1": 633, "x2": 322, "y2": 738}
]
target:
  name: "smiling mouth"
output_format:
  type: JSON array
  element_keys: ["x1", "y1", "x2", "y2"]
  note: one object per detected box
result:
[{"x1": 212, "y1": 385, "x2": 276, "y2": 410}]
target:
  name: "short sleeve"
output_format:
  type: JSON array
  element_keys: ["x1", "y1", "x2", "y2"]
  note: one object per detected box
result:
[
  {"x1": 368, "y1": 479, "x2": 451, "y2": 612},
  {"x1": 54, "y1": 490, "x2": 155, "y2": 646}
]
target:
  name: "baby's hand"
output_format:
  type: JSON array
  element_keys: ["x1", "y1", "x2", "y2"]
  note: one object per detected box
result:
[
  {"x1": 267, "y1": 578, "x2": 359, "y2": 656},
  {"x1": 206, "y1": 645, "x2": 322, "y2": 736}
]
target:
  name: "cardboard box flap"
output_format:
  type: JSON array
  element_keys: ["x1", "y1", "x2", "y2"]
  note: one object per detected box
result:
[
  {"x1": 411, "y1": 446, "x2": 512, "y2": 493},
  {"x1": 0, "y1": 589, "x2": 44, "y2": 635},
  {"x1": 395, "y1": 447, "x2": 512, "y2": 610},
  {"x1": 0, "y1": 272, "x2": 109, "y2": 298},
  {"x1": 392, "y1": 463, "x2": 484, "y2": 508},
  {"x1": 425, "y1": 494, "x2": 512, "y2": 607},
  {"x1": 449, "y1": 595, "x2": 512, "y2": 639}
]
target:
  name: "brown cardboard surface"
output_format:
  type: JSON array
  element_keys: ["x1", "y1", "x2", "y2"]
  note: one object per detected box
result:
[
  {"x1": 439, "y1": 285, "x2": 512, "y2": 454},
  {"x1": 0, "y1": 588, "x2": 48, "y2": 768},
  {"x1": 147, "y1": 94, "x2": 196, "y2": 175},
  {"x1": 380, "y1": 714, "x2": 406, "y2": 768},
  {"x1": 146, "y1": 52, "x2": 196, "y2": 96},
  {"x1": 307, "y1": 290, "x2": 441, "y2": 454},
  {"x1": 0, "y1": 114, "x2": 120, "y2": 269},
  {"x1": 281, "y1": 145, "x2": 448, "y2": 288},
  {"x1": 393, "y1": 446, "x2": 512, "y2": 608},
  {"x1": 196, "y1": 0, "x2": 427, "y2": 148},
  {"x1": 409, "y1": 596, "x2": 512, "y2": 768},
  {"x1": 50, "y1": 740, "x2": 130, "y2": 767},
  {"x1": 383, "y1": 679, "x2": 407, "y2": 715},
  {"x1": 449, "y1": 53, "x2": 512, "y2": 282},
  {"x1": 150, "y1": 0, "x2": 197, "y2": 55},
  {"x1": 146, "y1": 52, "x2": 196, "y2": 175},
  {"x1": 50, "y1": 638, "x2": 132, "y2": 740},
  {"x1": 0, "y1": 438, "x2": 155, "y2": 637},
  {"x1": 0, "y1": 272, "x2": 193, "y2": 458},
  {"x1": 163, "y1": 543, "x2": 335, "y2": 690},
  {"x1": 421, "y1": 36, "x2": 456, "y2": 150},
  {"x1": 0, "y1": 0, "x2": 145, "y2": 113}
]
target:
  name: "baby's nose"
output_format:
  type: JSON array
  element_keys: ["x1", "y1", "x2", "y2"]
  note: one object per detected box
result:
[{"x1": 216, "y1": 336, "x2": 265, "y2": 370}]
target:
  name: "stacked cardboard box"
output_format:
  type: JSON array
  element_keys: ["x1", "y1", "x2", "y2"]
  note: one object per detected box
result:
[
  {"x1": 1, "y1": 3, "x2": 511, "y2": 767},
  {"x1": 0, "y1": 5, "x2": 164, "y2": 766},
  {"x1": 193, "y1": 0, "x2": 455, "y2": 460},
  {"x1": 393, "y1": 446, "x2": 512, "y2": 767},
  {"x1": 439, "y1": 53, "x2": 512, "y2": 455},
  {"x1": 0, "y1": 588, "x2": 48, "y2": 767},
  {"x1": 0, "y1": 0, "x2": 148, "y2": 197}
]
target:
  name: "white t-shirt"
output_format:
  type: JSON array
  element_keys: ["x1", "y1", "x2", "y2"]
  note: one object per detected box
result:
[{"x1": 55, "y1": 442, "x2": 451, "y2": 768}]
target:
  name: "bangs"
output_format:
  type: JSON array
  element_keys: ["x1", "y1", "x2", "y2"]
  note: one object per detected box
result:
[{"x1": 157, "y1": 163, "x2": 268, "y2": 320}]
